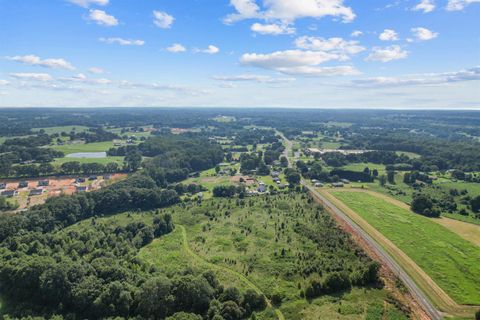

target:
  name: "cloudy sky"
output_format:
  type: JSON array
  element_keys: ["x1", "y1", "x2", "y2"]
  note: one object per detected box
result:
[{"x1": 0, "y1": 0, "x2": 479, "y2": 109}]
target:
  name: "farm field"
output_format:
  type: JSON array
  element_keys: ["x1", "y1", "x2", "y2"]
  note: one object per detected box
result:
[
  {"x1": 107, "y1": 127, "x2": 154, "y2": 139},
  {"x1": 53, "y1": 156, "x2": 124, "y2": 166},
  {"x1": 33, "y1": 125, "x2": 90, "y2": 134},
  {"x1": 50, "y1": 141, "x2": 116, "y2": 154},
  {"x1": 138, "y1": 194, "x2": 409, "y2": 320},
  {"x1": 435, "y1": 180, "x2": 480, "y2": 195},
  {"x1": 432, "y1": 217, "x2": 480, "y2": 246},
  {"x1": 329, "y1": 190, "x2": 480, "y2": 307},
  {"x1": 340, "y1": 162, "x2": 386, "y2": 175}
]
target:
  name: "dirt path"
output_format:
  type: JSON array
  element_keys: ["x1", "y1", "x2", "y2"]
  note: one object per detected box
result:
[
  {"x1": 317, "y1": 188, "x2": 479, "y2": 318},
  {"x1": 178, "y1": 225, "x2": 285, "y2": 320}
]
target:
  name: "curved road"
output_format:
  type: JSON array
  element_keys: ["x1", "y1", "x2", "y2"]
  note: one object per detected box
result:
[{"x1": 278, "y1": 131, "x2": 442, "y2": 320}]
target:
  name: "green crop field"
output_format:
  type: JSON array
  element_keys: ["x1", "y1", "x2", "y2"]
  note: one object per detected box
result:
[
  {"x1": 50, "y1": 141, "x2": 115, "y2": 154},
  {"x1": 331, "y1": 191, "x2": 480, "y2": 305},
  {"x1": 138, "y1": 194, "x2": 408, "y2": 320}
]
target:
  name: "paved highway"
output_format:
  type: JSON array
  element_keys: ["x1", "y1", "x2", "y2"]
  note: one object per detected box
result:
[{"x1": 278, "y1": 131, "x2": 442, "y2": 320}]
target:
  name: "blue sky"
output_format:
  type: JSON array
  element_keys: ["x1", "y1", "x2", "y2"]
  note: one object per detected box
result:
[{"x1": 0, "y1": 0, "x2": 479, "y2": 108}]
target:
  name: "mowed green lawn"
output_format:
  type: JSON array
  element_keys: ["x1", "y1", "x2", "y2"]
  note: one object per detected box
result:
[
  {"x1": 50, "y1": 141, "x2": 115, "y2": 154},
  {"x1": 331, "y1": 191, "x2": 480, "y2": 305}
]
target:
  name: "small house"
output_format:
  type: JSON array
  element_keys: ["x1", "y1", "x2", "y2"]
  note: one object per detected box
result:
[
  {"x1": 340, "y1": 179, "x2": 350, "y2": 184},
  {"x1": 1, "y1": 190, "x2": 18, "y2": 197},
  {"x1": 76, "y1": 178, "x2": 86, "y2": 183},
  {"x1": 0, "y1": 183, "x2": 6, "y2": 189},
  {"x1": 88, "y1": 175, "x2": 97, "y2": 181},
  {"x1": 311, "y1": 179, "x2": 319, "y2": 183},
  {"x1": 76, "y1": 186, "x2": 88, "y2": 193},
  {"x1": 271, "y1": 171, "x2": 280, "y2": 177},
  {"x1": 314, "y1": 182, "x2": 324, "y2": 187},
  {"x1": 18, "y1": 181, "x2": 28, "y2": 188},
  {"x1": 38, "y1": 180, "x2": 49, "y2": 187},
  {"x1": 331, "y1": 182, "x2": 344, "y2": 188},
  {"x1": 29, "y1": 189, "x2": 43, "y2": 196},
  {"x1": 258, "y1": 182, "x2": 266, "y2": 193}
]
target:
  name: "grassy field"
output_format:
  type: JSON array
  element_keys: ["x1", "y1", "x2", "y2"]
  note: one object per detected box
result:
[
  {"x1": 435, "y1": 181, "x2": 480, "y2": 195},
  {"x1": 107, "y1": 127, "x2": 153, "y2": 139},
  {"x1": 33, "y1": 125, "x2": 90, "y2": 134},
  {"x1": 395, "y1": 151, "x2": 421, "y2": 159},
  {"x1": 50, "y1": 141, "x2": 115, "y2": 154},
  {"x1": 341, "y1": 163, "x2": 387, "y2": 175},
  {"x1": 53, "y1": 156, "x2": 124, "y2": 166},
  {"x1": 320, "y1": 141, "x2": 342, "y2": 149},
  {"x1": 330, "y1": 191, "x2": 480, "y2": 306},
  {"x1": 138, "y1": 194, "x2": 409, "y2": 320}
]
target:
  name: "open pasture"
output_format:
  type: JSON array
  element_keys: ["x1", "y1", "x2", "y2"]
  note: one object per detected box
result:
[
  {"x1": 330, "y1": 191, "x2": 480, "y2": 306},
  {"x1": 50, "y1": 141, "x2": 115, "y2": 154},
  {"x1": 138, "y1": 194, "x2": 409, "y2": 320}
]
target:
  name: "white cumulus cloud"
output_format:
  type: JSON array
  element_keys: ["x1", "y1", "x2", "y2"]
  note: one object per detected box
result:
[
  {"x1": 366, "y1": 45, "x2": 408, "y2": 62},
  {"x1": 196, "y1": 45, "x2": 220, "y2": 54},
  {"x1": 294, "y1": 36, "x2": 365, "y2": 57},
  {"x1": 446, "y1": 0, "x2": 480, "y2": 10},
  {"x1": 224, "y1": 0, "x2": 355, "y2": 24},
  {"x1": 67, "y1": 0, "x2": 108, "y2": 8},
  {"x1": 379, "y1": 29, "x2": 399, "y2": 41},
  {"x1": 351, "y1": 30, "x2": 363, "y2": 37},
  {"x1": 411, "y1": 27, "x2": 438, "y2": 41},
  {"x1": 166, "y1": 43, "x2": 187, "y2": 53},
  {"x1": 153, "y1": 10, "x2": 174, "y2": 28},
  {"x1": 213, "y1": 74, "x2": 295, "y2": 83},
  {"x1": 240, "y1": 50, "x2": 359, "y2": 76},
  {"x1": 99, "y1": 37, "x2": 145, "y2": 46},
  {"x1": 353, "y1": 66, "x2": 480, "y2": 87},
  {"x1": 7, "y1": 55, "x2": 75, "y2": 70},
  {"x1": 88, "y1": 9, "x2": 118, "y2": 26},
  {"x1": 413, "y1": 0, "x2": 435, "y2": 13},
  {"x1": 10, "y1": 73, "x2": 53, "y2": 82},
  {"x1": 88, "y1": 67, "x2": 104, "y2": 74},
  {"x1": 251, "y1": 23, "x2": 295, "y2": 35},
  {"x1": 45, "y1": 73, "x2": 113, "y2": 85}
]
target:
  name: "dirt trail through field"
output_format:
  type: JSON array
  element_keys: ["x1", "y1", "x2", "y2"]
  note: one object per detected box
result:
[
  {"x1": 178, "y1": 225, "x2": 285, "y2": 320},
  {"x1": 319, "y1": 188, "x2": 479, "y2": 318}
]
